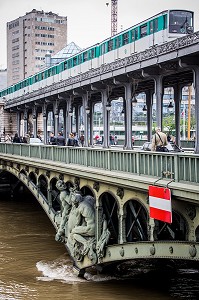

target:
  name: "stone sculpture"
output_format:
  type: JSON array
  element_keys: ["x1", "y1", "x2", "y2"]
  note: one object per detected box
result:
[
  {"x1": 55, "y1": 180, "x2": 73, "y2": 242},
  {"x1": 55, "y1": 180, "x2": 110, "y2": 265}
]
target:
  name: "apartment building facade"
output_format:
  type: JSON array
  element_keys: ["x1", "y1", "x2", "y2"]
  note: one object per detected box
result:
[{"x1": 7, "y1": 9, "x2": 67, "y2": 86}]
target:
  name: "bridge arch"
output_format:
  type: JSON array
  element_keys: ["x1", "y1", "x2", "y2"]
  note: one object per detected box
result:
[
  {"x1": 38, "y1": 174, "x2": 48, "y2": 199},
  {"x1": 80, "y1": 185, "x2": 95, "y2": 197},
  {"x1": 28, "y1": 171, "x2": 37, "y2": 186},
  {"x1": 19, "y1": 169, "x2": 27, "y2": 177},
  {"x1": 123, "y1": 198, "x2": 148, "y2": 243},
  {"x1": 99, "y1": 191, "x2": 119, "y2": 245},
  {"x1": 154, "y1": 210, "x2": 188, "y2": 241}
]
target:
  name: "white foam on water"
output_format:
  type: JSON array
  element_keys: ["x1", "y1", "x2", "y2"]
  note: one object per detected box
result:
[
  {"x1": 36, "y1": 258, "x2": 86, "y2": 283},
  {"x1": 36, "y1": 258, "x2": 117, "y2": 283}
]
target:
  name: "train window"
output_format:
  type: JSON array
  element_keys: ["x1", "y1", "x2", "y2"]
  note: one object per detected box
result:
[
  {"x1": 122, "y1": 32, "x2": 129, "y2": 45},
  {"x1": 90, "y1": 48, "x2": 95, "y2": 58},
  {"x1": 140, "y1": 24, "x2": 147, "y2": 37},
  {"x1": 150, "y1": 18, "x2": 159, "y2": 34},
  {"x1": 73, "y1": 56, "x2": 77, "y2": 66},
  {"x1": 48, "y1": 69, "x2": 52, "y2": 77},
  {"x1": 101, "y1": 43, "x2": 106, "y2": 54},
  {"x1": 78, "y1": 54, "x2": 83, "y2": 64},
  {"x1": 115, "y1": 36, "x2": 122, "y2": 48},
  {"x1": 150, "y1": 21, "x2": 153, "y2": 33},
  {"x1": 132, "y1": 28, "x2": 138, "y2": 41},
  {"x1": 64, "y1": 61, "x2": 67, "y2": 70},
  {"x1": 163, "y1": 14, "x2": 167, "y2": 29},
  {"x1": 83, "y1": 51, "x2": 88, "y2": 62},
  {"x1": 169, "y1": 10, "x2": 193, "y2": 34},
  {"x1": 68, "y1": 59, "x2": 72, "y2": 68},
  {"x1": 108, "y1": 39, "x2": 113, "y2": 51},
  {"x1": 154, "y1": 19, "x2": 158, "y2": 32}
]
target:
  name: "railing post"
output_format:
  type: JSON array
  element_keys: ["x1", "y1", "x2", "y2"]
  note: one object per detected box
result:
[
  {"x1": 136, "y1": 151, "x2": 140, "y2": 175},
  {"x1": 174, "y1": 154, "x2": 179, "y2": 182},
  {"x1": 84, "y1": 148, "x2": 88, "y2": 167},
  {"x1": 107, "y1": 149, "x2": 111, "y2": 170},
  {"x1": 51, "y1": 146, "x2": 54, "y2": 162}
]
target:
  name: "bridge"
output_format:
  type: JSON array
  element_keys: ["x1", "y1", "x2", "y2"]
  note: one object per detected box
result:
[
  {"x1": 0, "y1": 143, "x2": 198, "y2": 275},
  {"x1": 1, "y1": 31, "x2": 199, "y2": 275}
]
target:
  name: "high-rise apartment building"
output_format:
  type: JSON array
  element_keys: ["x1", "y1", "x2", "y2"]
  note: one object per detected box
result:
[{"x1": 7, "y1": 9, "x2": 67, "y2": 86}]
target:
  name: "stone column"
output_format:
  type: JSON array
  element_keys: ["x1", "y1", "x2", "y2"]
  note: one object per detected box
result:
[
  {"x1": 124, "y1": 82, "x2": 132, "y2": 149},
  {"x1": 82, "y1": 93, "x2": 89, "y2": 147},
  {"x1": 146, "y1": 90, "x2": 153, "y2": 142},
  {"x1": 193, "y1": 67, "x2": 199, "y2": 153},
  {"x1": 90, "y1": 102, "x2": 94, "y2": 147},
  {"x1": 23, "y1": 109, "x2": 28, "y2": 135},
  {"x1": 16, "y1": 111, "x2": 21, "y2": 135},
  {"x1": 42, "y1": 103, "x2": 48, "y2": 144},
  {"x1": 75, "y1": 105, "x2": 79, "y2": 136},
  {"x1": 101, "y1": 89, "x2": 109, "y2": 148},
  {"x1": 66, "y1": 96, "x2": 73, "y2": 140},
  {"x1": 32, "y1": 106, "x2": 37, "y2": 138},
  {"x1": 174, "y1": 84, "x2": 182, "y2": 147},
  {"x1": 153, "y1": 75, "x2": 163, "y2": 129},
  {"x1": 53, "y1": 99, "x2": 59, "y2": 138}
]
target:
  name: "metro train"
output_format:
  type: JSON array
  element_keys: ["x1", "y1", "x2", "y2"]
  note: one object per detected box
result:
[{"x1": 0, "y1": 9, "x2": 194, "y2": 101}]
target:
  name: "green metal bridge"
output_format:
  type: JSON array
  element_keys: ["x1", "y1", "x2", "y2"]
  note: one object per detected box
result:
[{"x1": 0, "y1": 143, "x2": 199, "y2": 275}]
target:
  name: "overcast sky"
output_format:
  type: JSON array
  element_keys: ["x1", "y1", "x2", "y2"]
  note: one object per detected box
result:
[{"x1": 0, "y1": 0, "x2": 198, "y2": 69}]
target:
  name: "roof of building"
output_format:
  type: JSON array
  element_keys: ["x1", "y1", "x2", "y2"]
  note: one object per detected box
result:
[
  {"x1": 40, "y1": 42, "x2": 82, "y2": 70},
  {"x1": 52, "y1": 42, "x2": 82, "y2": 60}
]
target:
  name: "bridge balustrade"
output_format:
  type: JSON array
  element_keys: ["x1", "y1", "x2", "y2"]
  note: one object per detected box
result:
[{"x1": 0, "y1": 143, "x2": 198, "y2": 184}]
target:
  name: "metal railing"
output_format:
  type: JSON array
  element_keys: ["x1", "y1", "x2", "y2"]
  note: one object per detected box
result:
[{"x1": 0, "y1": 143, "x2": 198, "y2": 184}]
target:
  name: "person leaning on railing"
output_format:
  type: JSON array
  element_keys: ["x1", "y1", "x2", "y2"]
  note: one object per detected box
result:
[{"x1": 151, "y1": 127, "x2": 168, "y2": 152}]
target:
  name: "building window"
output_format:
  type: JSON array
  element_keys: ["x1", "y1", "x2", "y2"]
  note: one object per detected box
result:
[{"x1": 12, "y1": 38, "x2": 19, "y2": 43}]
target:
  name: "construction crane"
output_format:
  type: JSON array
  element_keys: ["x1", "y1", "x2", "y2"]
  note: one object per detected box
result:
[{"x1": 106, "y1": 0, "x2": 118, "y2": 36}]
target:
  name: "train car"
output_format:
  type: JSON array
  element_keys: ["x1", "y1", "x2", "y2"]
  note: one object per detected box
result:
[
  {"x1": 100, "y1": 9, "x2": 194, "y2": 63},
  {"x1": 0, "y1": 9, "x2": 194, "y2": 102}
]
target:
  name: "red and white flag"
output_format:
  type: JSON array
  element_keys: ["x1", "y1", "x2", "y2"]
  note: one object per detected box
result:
[{"x1": 149, "y1": 185, "x2": 172, "y2": 223}]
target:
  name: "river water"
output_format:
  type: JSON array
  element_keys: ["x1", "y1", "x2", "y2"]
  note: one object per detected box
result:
[{"x1": 0, "y1": 191, "x2": 199, "y2": 300}]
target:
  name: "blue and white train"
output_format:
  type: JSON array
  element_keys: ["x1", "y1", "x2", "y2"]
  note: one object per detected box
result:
[{"x1": 0, "y1": 9, "x2": 194, "y2": 101}]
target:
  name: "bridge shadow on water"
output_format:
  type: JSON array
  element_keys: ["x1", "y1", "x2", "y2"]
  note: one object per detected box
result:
[{"x1": 105, "y1": 259, "x2": 199, "y2": 299}]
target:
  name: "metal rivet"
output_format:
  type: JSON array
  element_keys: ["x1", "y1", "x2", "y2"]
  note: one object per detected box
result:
[
  {"x1": 150, "y1": 245, "x2": 155, "y2": 255},
  {"x1": 169, "y1": 246, "x2": 173, "y2": 254},
  {"x1": 189, "y1": 245, "x2": 197, "y2": 257},
  {"x1": 120, "y1": 247, "x2": 124, "y2": 257}
]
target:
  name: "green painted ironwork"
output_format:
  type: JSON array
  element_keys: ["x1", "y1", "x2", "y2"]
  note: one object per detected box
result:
[{"x1": 0, "y1": 143, "x2": 198, "y2": 184}]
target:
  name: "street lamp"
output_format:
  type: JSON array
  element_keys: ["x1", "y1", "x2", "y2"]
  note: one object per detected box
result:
[
  {"x1": 142, "y1": 104, "x2": 147, "y2": 114},
  {"x1": 132, "y1": 94, "x2": 137, "y2": 105},
  {"x1": 168, "y1": 101, "x2": 174, "y2": 112},
  {"x1": 106, "y1": 101, "x2": 111, "y2": 111},
  {"x1": 85, "y1": 106, "x2": 90, "y2": 114},
  {"x1": 69, "y1": 107, "x2": 73, "y2": 116}
]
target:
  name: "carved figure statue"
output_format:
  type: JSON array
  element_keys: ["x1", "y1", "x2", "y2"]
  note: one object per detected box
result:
[
  {"x1": 55, "y1": 180, "x2": 73, "y2": 242},
  {"x1": 96, "y1": 215, "x2": 111, "y2": 260},
  {"x1": 55, "y1": 184, "x2": 110, "y2": 264},
  {"x1": 67, "y1": 191, "x2": 96, "y2": 262}
]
